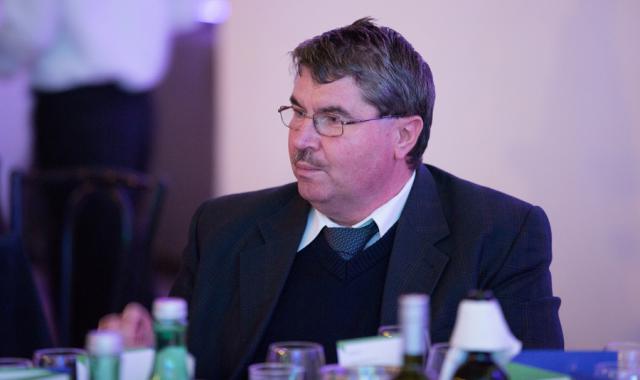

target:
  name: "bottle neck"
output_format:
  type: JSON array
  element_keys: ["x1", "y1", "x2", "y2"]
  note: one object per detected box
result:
[
  {"x1": 154, "y1": 319, "x2": 187, "y2": 350},
  {"x1": 401, "y1": 353, "x2": 424, "y2": 368},
  {"x1": 465, "y1": 352, "x2": 494, "y2": 362},
  {"x1": 401, "y1": 313, "x2": 426, "y2": 358},
  {"x1": 453, "y1": 351, "x2": 509, "y2": 380},
  {"x1": 400, "y1": 307, "x2": 426, "y2": 372}
]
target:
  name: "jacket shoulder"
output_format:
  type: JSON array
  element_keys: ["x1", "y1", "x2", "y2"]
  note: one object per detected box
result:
[
  {"x1": 426, "y1": 164, "x2": 539, "y2": 218},
  {"x1": 195, "y1": 182, "x2": 300, "y2": 228}
]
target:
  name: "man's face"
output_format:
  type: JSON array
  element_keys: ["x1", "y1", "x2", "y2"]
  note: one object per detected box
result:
[{"x1": 288, "y1": 67, "x2": 401, "y2": 224}]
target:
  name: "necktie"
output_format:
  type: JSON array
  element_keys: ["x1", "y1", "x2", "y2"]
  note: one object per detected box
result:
[{"x1": 322, "y1": 222, "x2": 379, "y2": 260}]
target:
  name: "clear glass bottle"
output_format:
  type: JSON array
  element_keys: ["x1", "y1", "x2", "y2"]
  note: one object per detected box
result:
[
  {"x1": 149, "y1": 297, "x2": 189, "y2": 380},
  {"x1": 86, "y1": 330, "x2": 123, "y2": 380},
  {"x1": 393, "y1": 293, "x2": 429, "y2": 380}
]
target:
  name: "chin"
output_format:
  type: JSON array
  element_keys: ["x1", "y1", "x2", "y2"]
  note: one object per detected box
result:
[{"x1": 296, "y1": 182, "x2": 330, "y2": 205}]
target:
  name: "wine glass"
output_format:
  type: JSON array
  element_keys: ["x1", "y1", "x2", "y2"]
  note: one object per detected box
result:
[
  {"x1": 0, "y1": 357, "x2": 33, "y2": 369},
  {"x1": 377, "y1": 325, "x2": 402, "y2": 339},
  {"x1": 267, "y1": 341, "x2": 326, "y2": 380},
  {"x1": 594, "y1": 361, "x2": 640, "y2": 380},
  {"x1": 34, "y1": 348, "x2": 88, "y2": 380},
  {"x1": 319, "y1": 364, "x2": 397, "y2": 380},
  {"x1": 377, "y1": 324, "x2": 431, "y2": 367},
  {"x1": 605, "y1": 341, "x2": 640, "y2": 370},
  {"x1": 249, "y1": 363, "x2": 305, "y2": 380},
  {"x1": 425, "y1": 342, "x2": 450, "y2": 380},
  {"x1": 596, "y1": 341, "x2": 640, "y2": 379}
]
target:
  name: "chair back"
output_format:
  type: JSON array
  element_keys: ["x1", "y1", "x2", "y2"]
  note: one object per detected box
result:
[
  {"x1": 0, "y1": 231, "x2": 53, "y2": 356},
  {"x1": 10, "y1": 167, "x2": 166, "y2": 346}
]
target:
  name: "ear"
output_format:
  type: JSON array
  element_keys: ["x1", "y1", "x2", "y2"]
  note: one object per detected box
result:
[{"x1": 393, "y1": 116, "x2": 423, "y2": 161}]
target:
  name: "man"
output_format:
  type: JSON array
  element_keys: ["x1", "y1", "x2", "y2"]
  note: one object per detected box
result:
[{"x1": 101, "y1": 18, "x2": 563, "y2": 379}]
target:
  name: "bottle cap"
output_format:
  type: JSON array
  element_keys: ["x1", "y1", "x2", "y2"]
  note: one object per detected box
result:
[
  {"x1": 86, "y1": 330, "x2": 123, "y2": 355},
  {"x1": 152, "y1": 297, "x2": 188, "y2": 321},
  {"x1": 399, "y1": 293, "x2": 429, "y2": 308}
]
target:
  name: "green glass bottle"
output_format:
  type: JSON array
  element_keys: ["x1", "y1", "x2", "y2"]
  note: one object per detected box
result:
[
  {"x1": 451, "y1": 290, "x2": 510, "y2": 380},
  {"x1": 452, "y1": 351, "x2": 508, "y2": 380},
  {"x1": 393, "y1": 294, "x2": 429, "y2": 380},
  {"x1": 86, "y1": 330, "x2": 123, "y2": 380},
  {"x1": 149, "y1": 297, "x2": 189, "y2": 380}
]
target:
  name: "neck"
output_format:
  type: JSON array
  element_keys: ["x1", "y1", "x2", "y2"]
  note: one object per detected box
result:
[{"x1": 317, "y1": 167, "x2": 414, "y2": 226}]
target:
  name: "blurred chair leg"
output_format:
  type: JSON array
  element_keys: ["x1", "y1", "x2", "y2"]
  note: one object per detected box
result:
[{"x1": 0, "y1": 233, "x2": 53, "y2": 356}]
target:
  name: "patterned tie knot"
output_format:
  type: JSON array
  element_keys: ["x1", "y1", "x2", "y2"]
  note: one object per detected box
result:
[{"x1": 323, "y1": 222, "x2": 379, "y2": 260}]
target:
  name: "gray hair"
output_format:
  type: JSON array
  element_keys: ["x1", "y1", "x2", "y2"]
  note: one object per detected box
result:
[{"x1": 291, "y1": 17, "x2": 435, "y2": 169}]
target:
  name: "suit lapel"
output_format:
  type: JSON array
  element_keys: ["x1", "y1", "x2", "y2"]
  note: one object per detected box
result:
[
  {"x1": 380, "y1": 165, "x2": 451, "y2": 324},
  {"x1": 228, "y1": 193, "x2": 309, "y2": 379}
]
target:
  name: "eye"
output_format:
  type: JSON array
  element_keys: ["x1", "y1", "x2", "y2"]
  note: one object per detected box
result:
[
  {"x1": 322, "y1": 114, "x2": 343, "y2": 125},
  {"x1": 292, "y1": 106, "x2": 306, "y2": 118}
]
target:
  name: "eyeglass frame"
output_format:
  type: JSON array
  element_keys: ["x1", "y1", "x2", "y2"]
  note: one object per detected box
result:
[{"x1": 277, "y1": 105, "x2": 399, "y2": 137}]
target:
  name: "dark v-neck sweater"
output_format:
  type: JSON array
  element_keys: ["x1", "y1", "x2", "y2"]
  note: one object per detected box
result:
[{"x1": 252, "y1": 224, "x2": 398, "y2": 364}]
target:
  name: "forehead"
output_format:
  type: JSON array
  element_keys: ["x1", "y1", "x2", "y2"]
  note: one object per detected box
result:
[{"x1": 292, "y1": 67, "x2": 375, "y2": 115}]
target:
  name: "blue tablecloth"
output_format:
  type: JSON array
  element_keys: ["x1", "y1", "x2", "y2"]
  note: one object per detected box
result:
[{"x1": 514, "y1": 350, "x2": 617, "y2": 380}]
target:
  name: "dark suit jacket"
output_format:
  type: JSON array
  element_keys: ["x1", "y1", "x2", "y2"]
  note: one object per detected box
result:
[{"x1": 171, "y1": 164, "x2": 564, "y2": 379}]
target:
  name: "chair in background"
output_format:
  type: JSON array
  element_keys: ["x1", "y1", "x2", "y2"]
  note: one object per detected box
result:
[
  {"x1": 10, "y1": 167, "x2": 166, "y2": 347},
  {"x1": 0, "y1": 157, "x2": 5, "y2": 234},
  {"x1": 3, "y1": 158, "x2": 52, "y2": 357},
  {"x1": 0, "y1": 231, "x2": 53, "y2": 357}
]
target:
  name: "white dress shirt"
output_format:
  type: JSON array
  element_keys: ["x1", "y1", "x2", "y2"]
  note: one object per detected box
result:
[{"x1": 297, "y1": 171, "x2": 416, "y2": 252}]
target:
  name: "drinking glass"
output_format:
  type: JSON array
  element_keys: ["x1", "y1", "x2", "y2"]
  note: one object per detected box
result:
[
  {"x1": 377, "y1": 325, "x2": 402, "y2": 339},
  {"x1": 378, "y1": 325, "x2": 431, "y2": 350},
  {"x1": 267, "y1": 341, "x2": 325, "y2": 380},
  {"x1": 34, "y1": 348, "x2": 88, "y2": 380},
  {"x1": 319, "y1": 364, "x2": 397, "y2": 380},
  {"x1": 378, "y1": 325, "x2": 431, "y2": 367},
  {"x1": 425, "y1": 342, "x2": 450, "y2": 380},
  {"x1": 594, "y1": 361, "x2": 640, "y2": 379},
  {"x1": 605, "y1": 342, "x2": 640, "y2": 370},
  {"x1": 0, "y1": 357, "x2": 33, "y2": 369},
  {"x1": 249, "y1": 362, "x2": 305, "y2": 380}
]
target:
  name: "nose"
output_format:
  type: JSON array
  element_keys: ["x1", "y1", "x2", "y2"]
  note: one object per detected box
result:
[{"x1": 289, "y1": 116, "x2": 320, "y2": 150}]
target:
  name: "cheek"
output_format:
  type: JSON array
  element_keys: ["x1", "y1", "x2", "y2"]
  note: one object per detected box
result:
[
  {"x1": 287, "y1": 134, "x2": 296, "y2": 158},
  {"x1": 351, "y1": 137, "x2": 394, "y2": 175},
  {"x1": 327, "y1": 142, "x2": 377, "y2": 181},
  {"x1": 348, "y1": 133, "x2": 392, "y2": 162}
]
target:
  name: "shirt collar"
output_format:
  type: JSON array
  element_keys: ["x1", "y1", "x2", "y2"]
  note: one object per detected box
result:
[{"x1": 297, "y1": 171, "x2": 416, "y2": 252}]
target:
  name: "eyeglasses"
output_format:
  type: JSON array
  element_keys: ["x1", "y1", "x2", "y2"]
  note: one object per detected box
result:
[{"x1": 277, "y1": 105, "x2": 397, "y2": 137}]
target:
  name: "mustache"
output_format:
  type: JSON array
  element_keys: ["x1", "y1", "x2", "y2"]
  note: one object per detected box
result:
[{"x1": 293, "y1": 148, "x2": 322, "y2": 167}]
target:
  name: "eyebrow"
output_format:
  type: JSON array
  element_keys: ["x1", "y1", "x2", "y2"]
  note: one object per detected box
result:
[
  {"x1": 290, "y1": 95, "x2": 302, "y2": 108},
  {"x1": 289, "y1": 95, "x2": 354, "y2": 118}
]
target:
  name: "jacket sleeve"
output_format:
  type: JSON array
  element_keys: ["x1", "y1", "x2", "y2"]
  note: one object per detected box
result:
[
  {"x1": 487, "y1": 205, "x2": 564, "y2": 349},
  {"x1": 169, "y1": 201, "x2": 206, "y2": 305}
]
